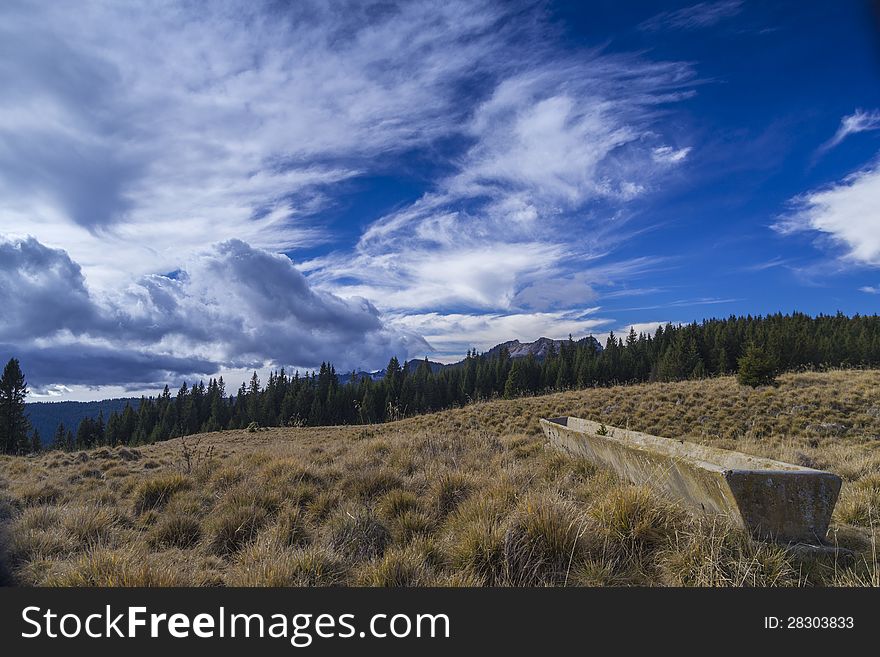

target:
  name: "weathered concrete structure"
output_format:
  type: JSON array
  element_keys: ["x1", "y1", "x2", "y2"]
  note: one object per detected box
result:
[{"x1": 540, "y1": 416, "x2": 841, "y2": 544}]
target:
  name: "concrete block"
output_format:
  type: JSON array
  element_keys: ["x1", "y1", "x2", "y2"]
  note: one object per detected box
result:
[{"x1": 540, "y1": 416, "x2": 841, "y2": 543}]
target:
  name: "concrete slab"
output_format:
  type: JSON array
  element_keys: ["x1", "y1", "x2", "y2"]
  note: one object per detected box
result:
[{"x1": 540, "y1": 416, "x2": 841, "y2": 543}]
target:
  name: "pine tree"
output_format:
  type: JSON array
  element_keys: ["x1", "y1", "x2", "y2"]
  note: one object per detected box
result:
[
  {"x1": 53, "y1": 422, "x2": 67, "y2": 450},
  {"x1": 504, "y1": 360, "x2": 528, "y2": 398},
  {"x1": 0, "y1": 358, "x2": 30, "y2": 455},
  {"x1": 737, "y1": 343, "x2": 777, "y2": 388},
  {"x1": 30, "y1": 429, "x2": 41, "y2": 453}
]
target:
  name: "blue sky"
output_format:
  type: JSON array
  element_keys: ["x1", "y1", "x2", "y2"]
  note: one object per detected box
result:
[{"x1": 1, "y1": 0, "x2": 879, "y2": 400}]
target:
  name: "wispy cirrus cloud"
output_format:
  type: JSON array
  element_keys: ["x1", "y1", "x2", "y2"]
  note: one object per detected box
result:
[
  {"x1": 638, "y1": 1, "x2": 744, "y2": 32},
  {"x1": 0, "y1": 0, "x2": 513, "y2": 289},
  {"x1": 817, "y1": 109, "x2": 880, "y2": 154},
  {"x1": 309, "y1": 52, "x2": 696, "y2": 328}
]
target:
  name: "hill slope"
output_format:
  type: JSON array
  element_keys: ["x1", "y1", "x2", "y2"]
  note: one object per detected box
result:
[
  {"x1": 1, "y1": 369, "x2": 878, "y2": 587},
  {"x1": 26, "y1": 399, "x2": 138, "y2": 442}
]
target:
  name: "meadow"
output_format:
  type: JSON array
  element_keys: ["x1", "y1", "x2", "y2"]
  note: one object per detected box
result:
[{"x1": 1, "y1": 369, "x2": 878, "y2": 587}]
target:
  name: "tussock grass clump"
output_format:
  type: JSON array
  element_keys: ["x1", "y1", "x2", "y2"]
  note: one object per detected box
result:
[
  {"x1": 375, "y1": 489, "x2": 433, "y2": 542},
  {"x1": 445, "y1": 494, "x2": 510, "y2": 585},
  {"x1": 205, "y1": 504, "x2": 269, "y2": 556},
  {"x1": 40, "y1": 548, "x2": 193, "y2": 586},
  {"x1": 658, "y1": 520, "x2": 798, "y2": 586},
  {"x1": 589, "y1": 486, "x2": 682, "y2": 566},
  {"x1": 356, "y1": 546, "x2": 433, "y2": 586},
  {"x1": 15, "y1": 481, "x2": 62, "y2": 506},
  {"x1": 228, "y1": 542, "x2": 346, "y2": 586},
  {"x1": 342, "y1": 469, "x2": 403, "y2": 501},
  {"x1": 132, "y1": 473, "x2": 190, "y2": 514},
  {"x1": 390, "y1": 510, "x2": 434, "y2": 544},
  {"x1": 13, "y1": 505, "x2": 60, "y2": 532},
  {"x1": 115, "y1": 447, "x2": 141, "y2": 461},
  {"x1": 835, "y1": 487, "x2": 879, "y2": 527},
  {"x1": 306, "y1": 490, "x2": 339, "y2": 523},
  {"x1": 147, "y1": 513, "x2": 202, "y2": 550},
  {"x1": 432, "y1": 473, "x2": 473, "y2": 517},
  {"x1": 63, "y1": 505, "x2": 122, "y2": 546},
  {"x1": 327, "y1": 506, "x2": 391, "y2": 562},
  {"x1": 260, "y1": 459, "x2": 325, "y2": 487},
  {"x1": 0, "y1": 491, "x2": 15, "y2": 522},
  {"x1": 270, "y1": 505, "x2": 312, "y2": 549},
  {"x1": 501, "y1": 494, "x2": 591, "y2": 586},
  {"x1": 565, "y1": 559, "x2": 623, "y2": 586},
  {"x1": 221, "y1": 485, "x2": 284, "y2": 517},
  {"x1": 210, "y1": 464, "x2": 245, "y2": 490},
  {"x1": 377, "y1": 489, "x2": 421, "y2": 520},
  {"x1": 7, "y1": 527, "x2": 73, "y2": 564}
]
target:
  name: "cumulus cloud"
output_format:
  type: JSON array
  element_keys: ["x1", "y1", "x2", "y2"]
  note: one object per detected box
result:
[
  {"x1": 639, "y1": 1, "x2": 744, "y2": 32},
  {"x1": 818, "y1": 109, "x2": 880, "y2": 154},
  {"x1": 860, "y1": 285, "x2": 879, "y2": 294},
  {"x1": 775, "y1": 158, "x2": 880, "y2": 267},
  {"x1": 1, "y1": 343, "x2": 217, "y2": 391},
  {"x1": 0, "y1": 238, "x2": 100, "y2": 340},
  {"x1": 0, "y1": 237, "x2": 427, "y2": 387}
]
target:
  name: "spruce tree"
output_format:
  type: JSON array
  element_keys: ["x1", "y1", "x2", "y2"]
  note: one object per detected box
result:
[
  {"x1": 53, "y1": 422, "x2": 67, "y2": 450},
  {"x1": 737, "y1": 343, "x2": 777, "y2": 388},
  {"x1": 30, "y1": 429, "x2": 41, "y2": 453},
  {"x1": 0, "y1": 358, "x2": 30, "y2": 455}
]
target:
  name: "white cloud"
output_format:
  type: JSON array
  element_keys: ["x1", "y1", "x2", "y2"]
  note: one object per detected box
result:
[
  {"x1": 310, "y1": 52, "x2": 695, "y2": 322},
  {"x1": 652, "y1": 146, "x2": 692, "y2": 164},
  {"x1": 0, "y1": 0, "x2": 513, "y2": 290},
  {"x1": 639, "y1": 1, "x2": 744, "y2": 32},
  {"x1": 0, "y1": 1, "x2": 701, "y2": 393},
  {"x1": 775, "y1": 158, "x2": 880, "y2": 267},
  {"x1": 860, "y1": 285, "x2": 879, "y2": 294},
  {"x1": 819, "y1": 109, "x2": 880, "y2": 153},
  {"x1": 1, "y1": 237, "x2": 427, "y2": 388}
]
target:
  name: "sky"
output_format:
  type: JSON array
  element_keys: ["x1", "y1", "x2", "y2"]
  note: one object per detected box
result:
[{"x1": 1, "y1": 0, "x2": 879, "y2": 401}]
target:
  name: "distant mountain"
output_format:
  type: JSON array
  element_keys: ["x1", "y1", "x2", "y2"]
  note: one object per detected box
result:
[
  {"x1": 404, "y1": 358, "x2": 446, "y2": 373},
  {"x1": 484, "y1": 336, "x2": 602, "y2": 361},
  {"x1": 338, "y1": 359, "x2": 445, "y2": 384},
  {"x1": 25, "y1": 337, "x2": 601, "y2": 439},
  {"x1": 25, "y1": 398, "x2": 138, "y2": 443},
  {"x1": 337, "y1": 369, "x2": 386, "y2": 385}
]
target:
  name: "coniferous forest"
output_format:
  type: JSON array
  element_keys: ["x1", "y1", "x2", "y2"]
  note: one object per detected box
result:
[{"x1": 4, "y1": 312, "x2": 880, "y2": 453}]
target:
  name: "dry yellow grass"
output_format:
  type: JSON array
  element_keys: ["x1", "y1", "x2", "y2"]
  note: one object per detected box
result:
[{"x1": 0, "y1": 369, "x2": 878, "y2": 587}]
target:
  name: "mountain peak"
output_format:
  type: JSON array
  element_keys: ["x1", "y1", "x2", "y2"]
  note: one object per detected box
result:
[{"x1": 485, "y1": 335, "x2": 601, "y2": 361}]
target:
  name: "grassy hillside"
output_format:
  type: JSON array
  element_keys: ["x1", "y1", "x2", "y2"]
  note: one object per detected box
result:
[{"x1": 1, "y1": 369, "x2": 878, "y2": 587}]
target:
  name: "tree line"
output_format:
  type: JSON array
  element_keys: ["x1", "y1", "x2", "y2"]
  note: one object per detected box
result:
[{"x1": 2, "y1": 311, "x2": 879, "y2": 454}]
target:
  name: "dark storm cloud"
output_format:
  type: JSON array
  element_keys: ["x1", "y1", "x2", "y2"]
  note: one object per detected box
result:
[
  {"x1": 0, "y1": 237, "x2": 427, "y2": 387},
  {"x1": 0, "y1": 343, "x2": 216, "y2": 389},
  {"x1": 120, "y1": 239, "x2": 427, "y2": 370},
  {"x1": 0, "y1": 238, "x2": 102, "y2": 339}
]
